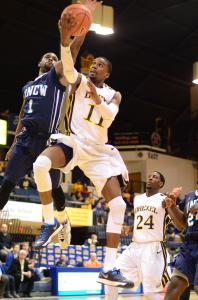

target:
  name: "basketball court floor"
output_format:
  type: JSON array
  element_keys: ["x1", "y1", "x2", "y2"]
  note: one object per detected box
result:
[{"x1": 24, "y1": 293, "x2": 197, "y2": 299}]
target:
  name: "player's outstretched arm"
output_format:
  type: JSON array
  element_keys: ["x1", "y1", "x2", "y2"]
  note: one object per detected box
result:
[
  {"x1": 70, "y1": 0, "x2": 103, "y2": 64},
  {"x1": 5, "y1": 97, "x2": 26, "y2": 160},
  {"x1": 55, "y1": 12, "x2": 81, "y2": 87}
]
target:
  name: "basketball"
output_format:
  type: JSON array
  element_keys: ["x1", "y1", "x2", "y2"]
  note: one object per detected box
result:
[{"x1": 61, "y1": 4, "x2": 93, "y2": 36}]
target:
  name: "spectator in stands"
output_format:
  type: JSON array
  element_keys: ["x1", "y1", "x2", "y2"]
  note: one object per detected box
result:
[
  {"x1": 94, "y1": 197, "x2": 106, "y2": 208},
  {"x1": 84, "y1": 234, "x2": 99, "y2": 247},
  {"x1": 122, "y1": 187, "x2": 131, "y2": 198},
  {"x1": 15, "y1": 174, "x2": 36, "y2": 190},
  {"x1": 0, "y1": 224, "x2": 13, "y2": 262},
  {"x1": 81, "y1": 198, "x2": 92, "y2": 210},
  {"x1": 0, "y1": 262, "x2": 20, "y2": 298},
  {"x1": 6, "y1": 250, "x2": 34, "y2": 298},
  {"x1": 22, "y1": 242, "x2": 51, "y2": 282},
  {"x1": 84, "y1": 253, "x2": 101, "y2": 268},
  {"x1": 71, "y1": 180, "x2": 82, "y2": 195},
  {"x1": 93, "y1": 202, "x2": 105, "y2": 225},
  {"x1": 81, "y1": 183, "x2": 89, "y2": 197},
  {"x1": 5, "y1": 244, "x2": 20, "y2": 269},
  {"x1": 85, "y1": 192, "x2": 95, "y2": 207},
  {"x1": 56, "y1": 254, "x2": 71, "y2": 267},
  {"x1": 0, "y1": 265, "x2": 8, "y2": 298},
  {"x1": 71, "y1": 191, "x2": 84, "y2": 202}
]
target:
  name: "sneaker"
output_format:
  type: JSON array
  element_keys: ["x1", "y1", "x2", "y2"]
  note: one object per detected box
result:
[
  {"x1": 97, "y1": 267, "x2": 134, "y2": 288},
  {"x1": 58, "y1": 220, "x2": 71, "y2": 249},
  {"x1": 33, "y1": 219, "x2": 63, "y2": 250}
]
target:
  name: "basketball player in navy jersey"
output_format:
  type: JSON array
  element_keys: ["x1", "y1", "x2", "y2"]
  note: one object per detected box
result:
[
  {"x1": 0, "y1": 0, "x2": 102, "y2": 250},
  {"x1": 32, "y1": 11, "x2": 134, "y2": 288},
  {"x1": 163, "y1": 190, "x2": 198, "y2": 299}
]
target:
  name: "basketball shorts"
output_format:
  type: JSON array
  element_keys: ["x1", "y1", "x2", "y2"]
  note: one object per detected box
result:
[
  {"x1": 169, "y1": 241, "x2": 198, "y2": 286},
  {"x1": 116, "y1": 241, "x2": 171, "y2": 293},
  {"x1": 4, "y1": 129, "x2": 61, "y2": 189},
  {"x1": 50, "y1": 133, "x2": 129, "y2": 195}
]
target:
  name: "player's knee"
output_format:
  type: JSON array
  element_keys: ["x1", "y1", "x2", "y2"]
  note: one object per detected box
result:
[
  {"x1": 108, "y1": 196, "x2": 126, "y2": 224},
  {"x1": 144, "y1": 292, "x2": 163, "y2": 300},
  {"x1": 33, "y1": 156, "x2": 52, "y2": 192}
]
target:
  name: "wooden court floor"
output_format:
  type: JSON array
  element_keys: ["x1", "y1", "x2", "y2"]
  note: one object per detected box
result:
[{"x1": 24, "y1": 292, "x2": 197, "y2": 299}]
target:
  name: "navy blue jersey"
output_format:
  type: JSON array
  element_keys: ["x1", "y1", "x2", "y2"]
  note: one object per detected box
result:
[
  {"x1": 181, "y1": 190, "x2": 198, "y2": 240},
  {"x1": 21, "y1": 67, "x2": 66, "y2": 134}
]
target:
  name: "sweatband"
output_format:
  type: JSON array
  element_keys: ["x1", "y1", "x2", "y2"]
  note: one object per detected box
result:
[
  {"x1": 97, "y1": 101, "x2": 119, "y2": 120},
  {"x1": 61, "y1": 45, "x2": 78, "y2": 83}
]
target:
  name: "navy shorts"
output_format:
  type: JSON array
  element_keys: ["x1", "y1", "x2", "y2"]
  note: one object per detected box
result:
[
  {"x1": 169, "y1": 241, "x2": 198, "y2": 285},
  {"x1": 4, "y1": 130, "x2": 61, "y2": 189}
]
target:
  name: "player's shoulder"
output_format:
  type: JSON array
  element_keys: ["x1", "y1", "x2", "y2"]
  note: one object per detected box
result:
[
  {"x1": 22, "y1": 80, "x2": 34, "y2": 93},
  {"x1": 135, "y1": 193, "x2": 146, "y2": 200},
  {"x1": 103, "y1": 83, "x2": 114, "y2": 90},
  {"x1": 153, "y1": 192, "x2": 166, "y2": 199}
]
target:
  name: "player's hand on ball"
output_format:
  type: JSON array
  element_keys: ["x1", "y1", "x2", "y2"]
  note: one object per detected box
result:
[
  {"x1": 59, "y1": 12, "x2": 78, "y2": 45},
  {"x1": 189, "y1": 203, "x2": 198, "y2": 216},
  {"x1": 77, "y1": 0, "x2": 103, "y2": 13},
  {"x1": 121, "y1": 225, "x2": 129, "y2": 236},
  {"x1": 171, "y1": 187, "x2": 182, "y2": 198}
]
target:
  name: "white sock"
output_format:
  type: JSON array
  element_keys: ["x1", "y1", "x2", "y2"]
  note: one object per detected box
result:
[
  {"x1": 57, "y1": 209, "x2": 66, "y2": 224},
  {"x1": 105, "y1": 285, "x2": 118, "y2": 300},
  {"x1": 43, "y1": 202, "x2": 55, "y2": 225},
  {"x1": 103, "y1": 247, "x2": 117, "y2": 272}
]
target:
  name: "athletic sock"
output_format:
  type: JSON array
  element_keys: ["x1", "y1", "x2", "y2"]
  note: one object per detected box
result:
[
  {"x1": 103, "y1": 247, "x2": 117, "y2": 272},
  {"x1": 57, "y1": 209, "x2": 67, "y2": 224},
  {"x1": 43, "y1": 202, "x2": 55, "y2": 225}
]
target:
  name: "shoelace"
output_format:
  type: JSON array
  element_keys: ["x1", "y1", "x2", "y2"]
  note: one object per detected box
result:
[
  {"x1": 38, "y1": 224, "x2": 51, "y2": 238},
  {"x1": 112, "y1": 268, "x2": 123, "y2": 277},
  {"x1": 58, "y1": 228, "x2": 65, "y2": 239}
]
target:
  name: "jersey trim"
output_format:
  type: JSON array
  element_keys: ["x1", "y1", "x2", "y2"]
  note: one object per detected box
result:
[
  {"x1": 161, "y1": 241, "x2": 170, "y2": 287},
  {"x1": 163, "y1": 210, "x2": 171, "y2": 241},
  {"x1": 65, "y1": 93, "x2": 75, "y2": 134}
]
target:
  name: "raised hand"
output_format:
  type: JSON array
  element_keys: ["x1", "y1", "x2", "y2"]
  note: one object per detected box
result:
[
  {"x1": 77, "y1": 0, "x2": 103, "y2": 13},
  {"x1": 86, "y1": 78, "x2": 101, "y2": 104},
  {"x1": 59, "y1": 12, "x2": 78, "y2": 46},
  {"x1": 171, "y1": 187, "x2": 182, "y2": 198},
  {"x1": 162, "y1": 195, "x2": 175, "y2": 209}
]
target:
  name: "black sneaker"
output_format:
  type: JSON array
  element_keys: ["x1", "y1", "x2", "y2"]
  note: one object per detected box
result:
[
  {"x1": 97, "y1": 267, "x2": 134, "y2": 288},
  {"x1": 33, "y1": 219, "x2": 63, "y2": 250}
]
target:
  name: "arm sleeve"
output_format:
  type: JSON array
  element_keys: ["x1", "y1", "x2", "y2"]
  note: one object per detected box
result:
[
  {"x1": 97, "y1": 101, "x2": 119, "y2": 120},
  {"x1": 61, "y1": 45, "x2": 78, "y2": 83}
]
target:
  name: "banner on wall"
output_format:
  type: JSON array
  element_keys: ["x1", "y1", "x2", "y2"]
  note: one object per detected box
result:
[
  {"x1": 63, "y1": 207, "x2": 93, "y2": 226},
  {"x1": 1, "y1": 200, "x2": 42, "y2": 222}
]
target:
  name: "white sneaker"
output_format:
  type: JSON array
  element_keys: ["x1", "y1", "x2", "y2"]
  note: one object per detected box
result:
[{"x1": 58, "y1": 220, "x2": 71, "y2": 249}]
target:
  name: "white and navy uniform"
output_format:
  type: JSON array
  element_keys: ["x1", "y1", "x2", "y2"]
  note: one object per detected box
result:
[
  {"x1": 4, "y1": 67, "x2": 65, "y2": 187},
  {"x1": 116, "y1": 193, "x2": 171, "y2": 293},
  {"x1": 51, "y1": 74, "x2": 128, "y2": 194}
]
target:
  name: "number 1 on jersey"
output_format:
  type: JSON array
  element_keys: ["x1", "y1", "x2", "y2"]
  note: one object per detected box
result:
[
  {"x1": 28, "y1": 99, "x2": 33, "y2": 113},
  {"x1": 83, "y1": 104, "x2": 104, "y2": 128}
]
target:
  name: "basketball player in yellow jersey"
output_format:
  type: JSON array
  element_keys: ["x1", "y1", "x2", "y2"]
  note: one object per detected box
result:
[
  {"x1": 106, "y1": 171, "x2": 175, "y2": 300},
  {"x1": 32, "y1": 10, "x2": 133, "y2": 288}
]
